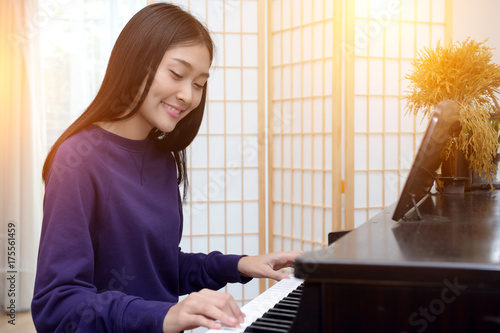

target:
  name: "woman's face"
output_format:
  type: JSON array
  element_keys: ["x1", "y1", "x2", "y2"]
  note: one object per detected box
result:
[{"x1": 133, "y1": 43, "x2": 211, "y2": 138}]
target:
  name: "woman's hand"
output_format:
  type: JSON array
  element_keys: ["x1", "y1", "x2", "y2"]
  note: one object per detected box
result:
[
  {"x1": 162, "y1": 289, "x2": 245, "y2": 333},
  {"x1": 237, "y1": 251, "x2": 303, "y2": 281}
]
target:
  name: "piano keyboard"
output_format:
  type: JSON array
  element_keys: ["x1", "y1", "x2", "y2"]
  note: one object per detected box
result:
[{"x1": 206, "y1": 276, "x2": 304, "y2": 332}]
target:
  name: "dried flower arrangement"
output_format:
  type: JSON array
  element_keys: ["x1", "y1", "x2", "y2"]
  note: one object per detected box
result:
[{"x1": 405, "y1": 38, "x2": 500, "y2": 183}]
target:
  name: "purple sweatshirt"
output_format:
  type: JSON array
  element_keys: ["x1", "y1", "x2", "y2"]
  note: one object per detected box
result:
[{"x1": 32, "y1": 125, "x2": 250, "y2": 332}]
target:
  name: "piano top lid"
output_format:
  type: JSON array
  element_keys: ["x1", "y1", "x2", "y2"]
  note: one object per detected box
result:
[{"x1": 294, "y1": 190, "x2": 500, "y2": 286}]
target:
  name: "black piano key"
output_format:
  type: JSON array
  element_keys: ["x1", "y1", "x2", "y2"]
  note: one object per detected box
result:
[
  {"x1": 255, "y1": 317, "x2": 293, "y2": 327},
  {"x1": 287, "y1": 290, "x2": 302, "y2": 298},
  {"x1": 263, "y1": 308, "x2": 297, "y2": 321},
  {"x1": 244, "y1": 282, "x2": 305, "y2": 333},
  {"x1": 273, "y1": 302, "x2": 298, "y2": 311},
  {"x1": 280, "y1": 297, "x2": 300, "y2": 305},
  {"x1": 254, "y1": 318, "x2": 293, "y2": 329},
  {"x1": 244, "y1": 324, "x2": 289, "y2": 332}
]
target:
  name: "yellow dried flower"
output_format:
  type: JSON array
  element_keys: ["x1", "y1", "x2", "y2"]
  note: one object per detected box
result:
[{"x1": 405, "y1": 38, "x2": 500, "y2": 183}]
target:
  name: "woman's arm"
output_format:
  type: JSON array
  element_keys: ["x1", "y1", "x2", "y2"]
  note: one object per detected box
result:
[{"x1": 237, "y1": 251, "x2": 304, "y2": 280}]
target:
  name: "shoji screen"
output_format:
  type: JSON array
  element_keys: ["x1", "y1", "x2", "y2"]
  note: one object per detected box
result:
[
  {"x1": 269, "y1": 0, "x2": 345, "y2": 253},
  {"x1": 347, "y1": 0, "x2": 452, "y2": 227},
  {"x1": 156, "y1": 0, "x2": 266, "y2": 308}
]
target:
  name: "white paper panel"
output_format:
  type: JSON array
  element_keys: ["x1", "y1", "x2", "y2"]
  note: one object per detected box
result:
[
  {"x1": 416, "y1": 0, "x2": 431, "y2": 22},
  {"x1": 243, "y1": 68, "x2": 258, "y2": 100},
  {"x1": 192, "y1": 236, "x2": 208, "y2": 253},
  {"x1": 384, "y1": 134, "x2": 399, "y2": 169},
  {"x1": 208, "y1": 101, "x2": 225, "y2": 134},
  {"x1": 190, "y1": 136, "x2": 208, "y2": 168},
  {"x1": 292, "y1": 135, "x2": 302, "y2": 168},
  {"x1": 354, "y1": 134, "x2": 367, "y2": 170},
  {"x1": 324, "y1": 97, "x2": 333, "y2": 133},
  {"x1": 243, "y1": 168, "x2": 258, "y2": 200},
  {"x1": 369, "y1": 96, "x2": 383, "y2": 132},
  {"x1": 385, "y1": 59, "x2": 400, "y2": 96},
  {"x1": 293, "y1": 205, "x2": 302, "y2": 237},
  {"x1": 369, "y1": 58, "x2": 384, "y2": 95},
  {"x1": 292, "y1": 100, "x2": 302, "y2": 134},
  {"x1": 303, "y1": 171, "x2": 312, "y2": 205},
  {"x1": 324, "y1": 134, "x2": 332, "y2": 170},
  {"x1": 242, "y1": 102, "x2": 258, "y2": 134},
  {"x1": 384, "y1": 171, "x2": 399, "y2": 205},
  {"x1": 368, "y1": 134, "x2": 383, "y2": 170},
  {"x1": 225, "y1": 0, "x2": 241, "y2": 32},
  {"x1": 355, "y1": 58, "x2": 368, "y2": 94},
  {"x1": 209, "y1": 202, "x2": 226, "y2": 234},
  {"x1": 400, "y1": 22, "x2": 415, "y2": 58},
  {"x1": 225, "y1": 34, "x2": 241, "y2": 67},
  {"x1": 292, "y1": 170, "x2": 302, "y2": 204},
  {"x1": 385, "y1": 97, "x2": 400, "y2": 133},
  {"x1": 282, "y1": 65, "x2": 291, "y2": 99},
  {"x1": 208, "y1": 136, "x2": 225, "y2": 168},
  {"x1": 242, "y1": 0, "x2": 258, "y2": 33},
  {"x1": 225, "y1": 135, "x2": 243, "y2": 167},
  {"x1": 354, "y1": 19, "x2": 369, "y2": 57},
  {"x1": 243, "y1": 202, "x2": 259, "y2": 233},
  {"x1": 416, "y1": 23, "x2": 430, "y2": 54},
  {"x1": 313, "y1": 97, "x2": 323, "y2": 131},
  {"x1": 225, "y1": 68, "x2": 242, "y2": 100},
  {"x1": 242, "y1": 34, "x2": 258, "y2": 67},
  {"x1": 241, "y1": 135, "x2": 259, "y2": 168},
  {"x1": 272, "y1": 33, "x2": 282, "y2": 66},
  {"x1": 400, "y1": 134, "x2": 416, "y2": 169},
  {"x1": 292, "y1": 63, "x2": 302, "y2": 97},
  {"x1": 354, "y1": 172, "x2": 367, "y2": 208},
  {"x1": 282, "y1": 30, "x2": 291, "y2": 64},
  {"x1": 432, "y1": 0, "x2": 445, "y2": 22},
  {"x1": 385, "y1": 24, "x2": 400, "y2": 58},
  {"x1": 283, "y1": 169, "x2": 292, "y2": 202},
  {"x1": 226, "y1": 102, "x2": 242, "y2": 134},
  {"x1": 313, "y1": 22, "x2": 323, "y2": 59},
  {"x1": 312, "y1": 134, "x2": 324, "y2": 169},
  {"x1": 400, "y1": 0, "x2": 416, "y2": 21},
  {"x1": 313, "y1": 207, "x2": 324, "y2": 243},
  {"x1": 368, "y1": 171, "x2": 383, "y2": 207},
  {"x1": 313, "y1": 171, "x2": 324, "y2": 206},
  {"x1": 354, "y1": 96, "x2": 368, "y2": 132},
  {"x1": 243, "y1": 235, "x2": 259, "y2": 255},
  {"x1": 227, "y1": 202, "x2": 243, "y2": 234}
]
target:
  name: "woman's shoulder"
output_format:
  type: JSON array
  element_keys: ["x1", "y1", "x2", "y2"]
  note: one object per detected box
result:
[{"x1": 49, "y1": 126, "x2": 111, "y2": 183}]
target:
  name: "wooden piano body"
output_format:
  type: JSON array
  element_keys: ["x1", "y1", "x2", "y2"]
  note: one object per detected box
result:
[{"x1": 291, "y1": 190, "x2": 500, "y2": 332}]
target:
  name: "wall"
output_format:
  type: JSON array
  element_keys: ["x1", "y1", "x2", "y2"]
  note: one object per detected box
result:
[{"x1": 452, "y1": 0, "x2": 500, "y2": 64}]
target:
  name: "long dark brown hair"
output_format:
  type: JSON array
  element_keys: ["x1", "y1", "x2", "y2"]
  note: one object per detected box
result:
[{"x1": 42, "y1": 3, "x2": 214, "y2": 199}]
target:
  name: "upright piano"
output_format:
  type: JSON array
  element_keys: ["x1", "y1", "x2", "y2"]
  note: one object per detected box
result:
[
  {"x1": 211, "y1": 100, "x2": 500, "y2": 332},
  {"x1": 290, "y1": 190, "x2": 500, "y2": 332}
]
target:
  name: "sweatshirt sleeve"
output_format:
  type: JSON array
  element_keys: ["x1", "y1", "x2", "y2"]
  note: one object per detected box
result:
[
  {"x1": 178, "y1": 251, "x2": 252, "y2": 294},
  {"x1": 31, "y1": 146, "x2": 170, "y2": 332}
]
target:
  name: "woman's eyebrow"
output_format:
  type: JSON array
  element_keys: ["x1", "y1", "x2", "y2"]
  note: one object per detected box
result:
[{"x1": 172, "y1": 58, "x2": 210, "y2": 78}]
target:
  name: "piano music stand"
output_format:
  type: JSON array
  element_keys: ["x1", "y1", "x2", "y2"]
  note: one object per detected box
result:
[{"x1": 392, "y1": 100, "x2": 461, "y2": 222}]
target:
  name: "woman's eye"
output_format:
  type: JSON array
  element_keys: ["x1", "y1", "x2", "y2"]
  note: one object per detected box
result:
[
  {"x1": 170, "y1": 71, "x2": 182, "y2": 79},
  {"x1": 194, "y1": 83, "x2": 205, "y2": 89}
]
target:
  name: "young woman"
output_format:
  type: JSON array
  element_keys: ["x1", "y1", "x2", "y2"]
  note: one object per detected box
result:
[{"x1": 31, "y1": 3, "x2": 301, "y2": 332}]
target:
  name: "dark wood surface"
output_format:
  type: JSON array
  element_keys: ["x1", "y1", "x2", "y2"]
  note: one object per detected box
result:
[{"x1": 292, "y1": 190, "x2": 500, "y2": 332}]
